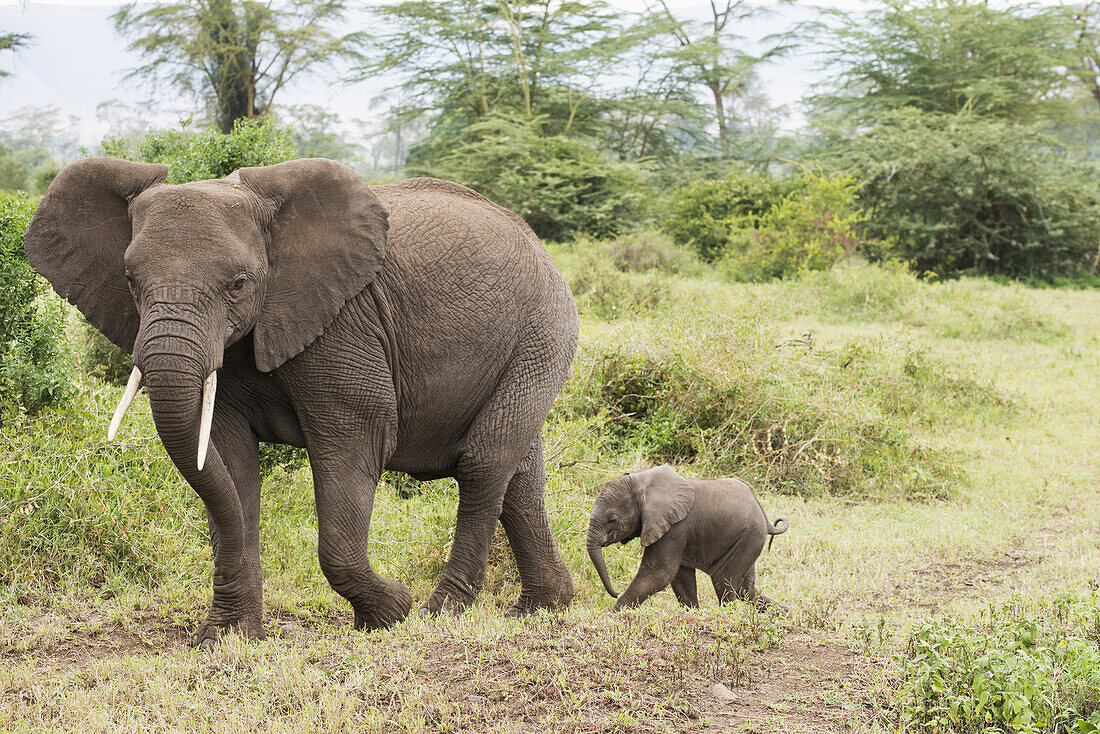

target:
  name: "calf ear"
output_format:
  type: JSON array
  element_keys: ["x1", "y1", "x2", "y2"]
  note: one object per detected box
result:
[
  {"x1": 23, "y1": 157, "x2": 169, "y2": 353},
  {"x1": 639, "y1": 465, "x2": 695, "y2": 546},
  {"x1": 236, "y1": 158, "x2": 388, "y2": 373}
]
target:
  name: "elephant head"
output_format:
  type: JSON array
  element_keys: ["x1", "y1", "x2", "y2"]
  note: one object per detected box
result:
[
  {"x1": 586, "y1": 465, "x2": 695, "y2": 598},
  {"x1": 24, "y1": 157, "x2": 388, "y2": 478}
]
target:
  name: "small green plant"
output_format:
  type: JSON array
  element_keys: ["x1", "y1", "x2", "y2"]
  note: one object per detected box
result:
[
  {"x1": 898, "y1": 593, "x2": 1100, "y2": 733},
  {"x1": 0, "y1": 193, "x2": 73, "y2": 415}
]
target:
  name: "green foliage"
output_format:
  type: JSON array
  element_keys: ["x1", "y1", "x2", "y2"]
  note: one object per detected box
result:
[
  {"x1": 416, "y1": 114, "x2": 648, "y2": 241},
  {"x1": 814, "y1": 0, "x2": 1075, "y2": 124},
  {"x1": 665, "y1": 170, "x2": 871, "y2": 277},
  {"x1": 101, "y1": 117, "x2": 298, "y2": 184},
  {"x1": 898, "y1": 593, "x2": 1100, "y2": 733},
  {"x1": 0, "y1": 142, "x2": 29, "y2": 191},
  {"x1": 811, "y1": 109, "x2": 1100, "y2": 280},
  {"x1": 0, "y1": 194, "x2": 72, "y2": 415},
  {"x1": 0, "y1": 389, "x2": 206, "y2": 591},
  {"x1": 77, "y1": 319, "x2": 133, "y2": 386},
  {"x1": 597, "y1": 229, "x2": 704, "y2": 275},
  {"x1": 663, "y1": 168, "x2": 788, "y2": 261},
  {"x1": 549, "y1": 293, "x2": 990, "y2": 500},
  {"x1": 720, "y1": 174, "x2": 870, "y2": 280}
]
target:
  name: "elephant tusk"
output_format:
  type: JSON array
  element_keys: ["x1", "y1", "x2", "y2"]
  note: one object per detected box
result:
[
  {"x1": 107, "y1": 366, "x2": 144, "y2": 440},
  {"x1": 197, "y1": 371, "x2": 217, "y2": 471}
]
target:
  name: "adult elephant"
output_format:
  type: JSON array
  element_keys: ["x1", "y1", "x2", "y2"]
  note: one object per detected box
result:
[{"x1": 25, "y1": 157, "x2": 578, "y2": 646}]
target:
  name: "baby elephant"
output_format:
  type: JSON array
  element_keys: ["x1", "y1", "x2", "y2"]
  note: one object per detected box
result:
[{"x1": 587, "y1": 465, "x2": 788, "y2": 611}]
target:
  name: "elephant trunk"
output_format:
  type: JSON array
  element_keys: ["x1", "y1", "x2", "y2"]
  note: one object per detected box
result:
[
  {"x1": 136, "y1": 324, "x2": 243, "y2": 576},
  {"x1": 587, "y1": 524, "x2": 619, "y2": 598}
]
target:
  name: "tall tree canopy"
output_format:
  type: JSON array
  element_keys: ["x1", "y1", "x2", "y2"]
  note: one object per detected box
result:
[
  {"x1": 642, "y1": 0, "x2": 792, "y2": 157},
  {"x1": 114, "y1": 0, "x2": 367, "y2": 132},
  {"x1": 366, "y1": 0, "x2": 634, "y2": 132},
  {"x1": 813, "y1": 0, "x2": 1073, "y2": 123},
  {"x1": 0, "y1": 32, "x2": 29, "y2": 79}
]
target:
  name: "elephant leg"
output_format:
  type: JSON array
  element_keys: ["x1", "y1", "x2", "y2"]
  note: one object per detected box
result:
[
  {"x1": 280, "y1": 339, "x2": 411, "y2": 630},
  {"x1": 671, "y1": 566, "x2": 699, "y2": 608},
  {"x1": 312, "y1": 459, "x2": 412, "y2": 630},
  {"x1": 500, "y1": 437, "x2": 574, "y2": 616},
  {"x1": 613, "y1": 538, "x2": 685, "y2": 611},
  {"x1": 422, "y1": 344, "x2": 569, "y2": 617},
  {"x1": 421, "y1": 467, "x2": 510, "y2": 616},
  {"x1": 709, "y1": 532, "x2": 766, "y2": 606},
  {"x1": 191, "y1": 411, "x2": 264, "y2": 647}
]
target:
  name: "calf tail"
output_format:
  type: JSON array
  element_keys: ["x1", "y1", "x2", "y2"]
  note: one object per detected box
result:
[{"x1": 766, "y1": 516, "x2": 789, "y2": 551}]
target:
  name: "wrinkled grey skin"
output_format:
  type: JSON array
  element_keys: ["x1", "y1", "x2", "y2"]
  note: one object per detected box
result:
[
  {"x1": 587, "y1": 465, "x2": 788, "y2": 611},
  {"x1": 25, "y1": 157, "x2": 578, "y2": 646}
]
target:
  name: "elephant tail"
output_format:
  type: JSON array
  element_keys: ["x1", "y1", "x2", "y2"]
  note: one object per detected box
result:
[{"x1": 766, "y1": 516, "x2": 789, "y2": 551}]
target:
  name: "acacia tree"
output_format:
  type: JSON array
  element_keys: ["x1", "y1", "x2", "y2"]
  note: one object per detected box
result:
[
  {"x1": 812, "y1": 0, "x2": 1074, "y2": 123},
  {"x1": 365, "y1": 0, "x2": 633, "y2": 133},
  {"x1": 114, "y1": 0, "x2": 367, "y2": 132},
  {"x1": 0, "y1": 32, "x2": 28, "y2": 79},
  {"x1": 643, "y1": 0, "x2": 792, "y2": 157}
]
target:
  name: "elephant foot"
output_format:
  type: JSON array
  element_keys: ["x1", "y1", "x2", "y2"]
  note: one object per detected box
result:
[
  {"x1": 505, "y1": 565, "x2": 575, "y2": 617},
  {"x1": 420, "y1": 577, "x2": 478, "y2": 618},
  {"x1": 189, "y1": 615, "x2": 264, "y2": 649},
  {"x1": 753, "y1": 592, "x2": 789, "y2": 614},
  {"x1": 352, "y1": 579, "x2": 413, "y2": 631}
]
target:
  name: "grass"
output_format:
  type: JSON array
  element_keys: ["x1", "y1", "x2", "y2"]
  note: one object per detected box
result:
[{"x1": 3, "y1": 242, "x2": 1100, "y2": 732}]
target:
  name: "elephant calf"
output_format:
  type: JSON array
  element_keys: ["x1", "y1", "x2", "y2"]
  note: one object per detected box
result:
[{"x1": 587, "y1": 465, "x2": 788, "y2": 611}]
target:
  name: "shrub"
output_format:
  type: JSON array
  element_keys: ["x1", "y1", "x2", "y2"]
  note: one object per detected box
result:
[
  {"x1": 552, "y1": 332, "x2": 980, "y2": 500},
  {"x1": 0, "y1": 142, "x2": 29, "y2": 191},
  {"x1": 0, "y1": 194, "x2": 72, "y2": 415},
  {"x1": 557, "y1": 235, "x2": 675, "y2": 320},
  {"x1": 810, "y1": 109, "x2": 1100, "y2": 280},
  {"x1": 603, "y1": 229, "x2": 704, "y2": 275},
  {"x1": 663, "y1": 168, "x2": 787, "y2": 261},
  {"x1": 897, "y1": 592, "x2": 1100, "y2": 732},
  {"x1": 410, "y1": 114, "x2": 648, "y2": 241},
  {"x1": 100, "y1": 117, "x2": 298, "y2": 184},
  {"x1": 720, "y1": 174, "x2": 870, "y2": 280}
]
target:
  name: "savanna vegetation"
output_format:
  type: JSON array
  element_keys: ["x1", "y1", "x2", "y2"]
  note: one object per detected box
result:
[{"x1": 3, "y1": 0, "x2": 1100, "y2": 731}]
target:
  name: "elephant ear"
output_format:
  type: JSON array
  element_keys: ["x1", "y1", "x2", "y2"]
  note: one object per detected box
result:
[
  {"x1": 237, "y1": 158, "x2": 388, "y2": 373},
  {"x1": 639, "y1": 465, "x2": 696, "y2": 546},
  {"x1": 23, "y1": 157, "x2": 169, "y2": 353}
]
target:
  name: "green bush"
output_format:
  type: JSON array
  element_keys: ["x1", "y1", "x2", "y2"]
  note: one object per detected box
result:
[
  {"x1": 810, "y1": 109, "x2": 1100, "y2": 280},
  {"x1": 552, "y1": 332, "x2": 980, "y2": 500},
  {"x1": 601, "y1": 229, "x2": 704, "y2": 275},
  {"x1": 100, "y1": 117, "x2": 298, "y2": 184},
  {"x1": 665, "y1": 170, "x2": 872, "y2": 276},
  {"x1": 898, "y1": 592, "x2": 1100, "y2": 733},
  {"x1": 663, "y1": 168, "x2": 788, "y2": 261},
  {"x1": 555, "y1": 235, "x2": 675, "y2": 320},
  {"x1": 720, "y1": 174, "x2": 871, "y2": 280},
  {"x1": 0, "y1": 142, "x2": 29, "y2": 191},
  {"x1": 0, "y1": 194, "x2": 73, "y2": 415},
  {"x1": 411, "y1": 114, "x2": 648, "y2": 241}
]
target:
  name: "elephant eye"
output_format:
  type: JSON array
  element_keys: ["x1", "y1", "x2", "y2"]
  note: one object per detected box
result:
[
  {"x1": 229, "y1": 277, "x2": 247, "y2": 295},
  {"x1": 125, "y1": 274, "x2": 135, "y2": 293}
]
